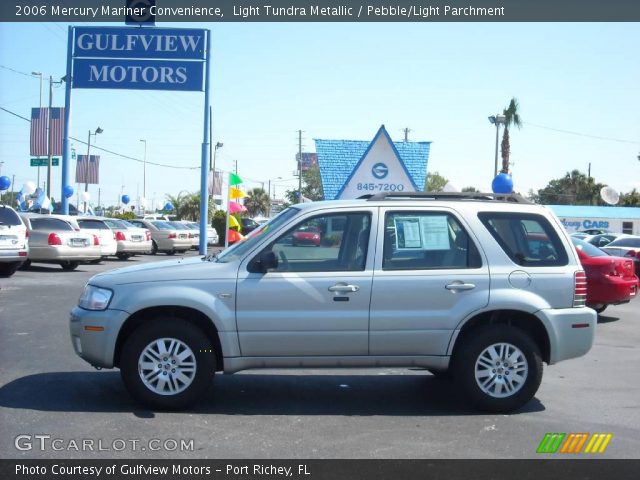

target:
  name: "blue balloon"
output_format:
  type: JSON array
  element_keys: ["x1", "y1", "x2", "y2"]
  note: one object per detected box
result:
[
  {"x1": 492, "y1": 173, "x2": 514, "y2": 194},
  {"x1": 164, "y1": 202, "x2": 174, "y2": 211},
  {"x1": 63, "y1": 185, "x2": 74, "y2": 198},
  {"x1": 0, "y1": 176, "x2": 10, "y2": 191},
  {"x1": 121, "y1": 194, "x2": 130, "y2": 205}
]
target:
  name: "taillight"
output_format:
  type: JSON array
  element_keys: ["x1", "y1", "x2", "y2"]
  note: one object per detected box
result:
[
  {"x1": 115, "y1": 231, "x2": 126, "y2": 241},
  {"x1": 145, "y1": 230, "x2": 151, "y2": 241},
  {"x1": 168, "y1": 232, "x2": 177, "y2": 239},
  {"x1": 48, "y1": 233, "x2": 62, "y2": 246},
  {"x1": 93, "y1": 235, "x2": 100, "y2": 246},
  {"x1": 573, "y1": 271, "x2": 588, "y2": 307}
]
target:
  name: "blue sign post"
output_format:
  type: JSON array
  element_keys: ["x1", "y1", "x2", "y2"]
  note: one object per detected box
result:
[{"x1": 61, "y1": 26, "x2": 210, "y2": 252}]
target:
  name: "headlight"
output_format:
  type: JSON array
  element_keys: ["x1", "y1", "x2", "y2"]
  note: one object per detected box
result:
[{"x1": 78, "y1": 285, "x2": 113, "y2": 311}]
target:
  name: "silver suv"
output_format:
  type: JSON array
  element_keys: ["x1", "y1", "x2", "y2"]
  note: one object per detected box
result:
[{"x1": 70, "y1": 193, "x2": 596, "y2": 412}]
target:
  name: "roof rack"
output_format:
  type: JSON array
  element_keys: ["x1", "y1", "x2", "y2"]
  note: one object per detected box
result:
[{"x1": 363, "y1": 192, "x2": 532, "y2": 204}]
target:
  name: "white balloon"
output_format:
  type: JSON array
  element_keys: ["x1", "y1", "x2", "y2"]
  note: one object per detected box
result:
[
  {"x1": 81, "y1": 191, "x2": 90, "y2": 202},
  {"x1": 22, "y1": 181, "x2": 36, "y2": 195}
]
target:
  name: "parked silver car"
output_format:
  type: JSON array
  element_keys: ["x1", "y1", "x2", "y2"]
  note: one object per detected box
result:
[
  {"x1": 102, "y1": 218, "x2": 152, "y2": 260},
  {"x1": 0, "y1": 204, "x2": 29, "y2": 277},
  {"x1": 127, "y1": 219, "x2": 191, "y2": 255},
  {"x1": 70, "y1": 193, "x2": 596, "y2": 412},
  {"x1": 20, "y1": 213, "x2": 101, "y2": 270}
]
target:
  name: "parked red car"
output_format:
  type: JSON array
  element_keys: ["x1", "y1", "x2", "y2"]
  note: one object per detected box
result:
[
  {"x1": 571, "y1": 237, "x2": 639, "y2": 314},
  {"x1": 292, "y1": 226, "x2": 321, "y2": 246}
]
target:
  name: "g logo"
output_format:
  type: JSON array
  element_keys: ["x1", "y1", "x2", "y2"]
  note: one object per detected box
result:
[{"x1": 372, "y1": 163, "x2": 388, "y2": 179}]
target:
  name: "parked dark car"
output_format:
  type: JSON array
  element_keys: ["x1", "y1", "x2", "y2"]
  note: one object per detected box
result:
[{"x1": 240, "y1": 217, "x2": 260, "y2": 234}]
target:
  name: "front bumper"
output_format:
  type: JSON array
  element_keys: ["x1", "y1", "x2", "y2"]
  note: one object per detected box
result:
[
  {"x1": 536, "y1": 307, "x2": 597, "y2": 364},
  {"x1": 69, "y1": 306, "x2": 129, "y2": 368}
]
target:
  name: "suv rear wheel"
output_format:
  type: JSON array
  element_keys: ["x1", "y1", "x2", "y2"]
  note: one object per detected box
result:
[
  {"x1": 454, "y1": 325, "x2": 542, "y2": 412},
  {"x1": 120, "y1": 318, "x2": 215, "y2": 410}
]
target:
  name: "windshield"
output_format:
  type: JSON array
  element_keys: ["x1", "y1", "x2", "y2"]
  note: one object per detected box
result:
[
  {"x1": 571, "y1": 237, "x2": 607, "y2": 257},
  {"x1": 215, "y1": 207, "x2": 299, "y2": 263}
]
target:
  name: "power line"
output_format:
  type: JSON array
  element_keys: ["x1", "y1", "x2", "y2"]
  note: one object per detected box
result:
[
  {"x1": 0, "y1": 105, "x2": 200, "y2": 170},
  {"x1": 524, "y1": 122, "x2": 640, "y2": 145},
  {"x1": 0, "y1": 64, "x2": 36, "y2": 78}
]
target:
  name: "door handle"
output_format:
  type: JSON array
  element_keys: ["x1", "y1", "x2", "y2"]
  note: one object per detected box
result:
[
  {"x1": 445, "y1": 282, "x2": 476, "y2": 292},
  {"x1": 328, "y1": 283, "x2": 360, "y2": 293}
]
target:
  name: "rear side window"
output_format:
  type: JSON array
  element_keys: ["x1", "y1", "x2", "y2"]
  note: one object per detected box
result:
[
  {"x1": 478, "y1": 212, "x2": 568, "y2": 267},
  {"x1": 0, "y1": 207, "x2": 22, "y2": 226},
  {"x1": 30, "y1": 218, "x2": 74, "y2": 231},
  {"x1": 608, "y1": 238, "x2": 640, "y2": 248},
  {"x1": 383, "y1": 211, "x2": 482, "y2": 270}
]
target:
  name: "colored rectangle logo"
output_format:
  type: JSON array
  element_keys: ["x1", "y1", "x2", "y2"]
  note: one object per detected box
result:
[
  {"x1": 73, "y1": 27, "x2": 206, "y2": 60},
  {"x1": 72, "y1": 58, "x2": 204, "y2": 91},
  {"x1": 537, "y1": 433, "x2": 612, "y2": 454}
]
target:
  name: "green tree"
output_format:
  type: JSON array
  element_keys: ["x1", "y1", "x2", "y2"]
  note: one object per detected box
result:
[
  {"x1": 500, "y1": 98, "x2": 523, "y2": 174},
  {"x1": 424, "y1": 172, "x2": 448, "y2": 192},
  {"x1": 620, "y1": 188, "x2": 640, "y2": 206},
  {"x1": 285, "y1": 164, "x2": 324, "y2": 203},
  {"x1": 462, "y1": 186, "x2": 479, "y2": 192},
  {"x1": 536, "y1": 170, "x2": 606, "y2": 205},
  {"x1": 165, "y1": 192, "x2": 215, "y2": 221},
  {"x1": 244, "y1": 188, "x2": 271, "y2": 217}
]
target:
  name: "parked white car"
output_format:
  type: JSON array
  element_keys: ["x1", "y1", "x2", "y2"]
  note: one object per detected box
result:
[
  {"x1": 76, "y1": 217, "x2": 118, "y2": 260},
  {"x1": 0, "y1": 204, "x2": 29, "y2": 277}
]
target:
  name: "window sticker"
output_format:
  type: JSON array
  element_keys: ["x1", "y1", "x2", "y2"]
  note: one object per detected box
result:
[{"x1": 393, "y1": 215, "x2": 451, "y2": 250}]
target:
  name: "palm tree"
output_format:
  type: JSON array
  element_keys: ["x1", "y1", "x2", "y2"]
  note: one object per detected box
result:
[
  {"x1": 165, "y1": 192, "x2": 188, "y2": 218},
  {"x1": 244, "y1": 188, "x2": 271, "y2": 217},
  {"x1": 500, "y1": 98, "x2": 522, "y2": 174}
]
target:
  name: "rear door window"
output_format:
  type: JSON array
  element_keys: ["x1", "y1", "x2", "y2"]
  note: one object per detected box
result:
[{"x1": 478, "y1": 212, "x2": 568, "y2": 267}]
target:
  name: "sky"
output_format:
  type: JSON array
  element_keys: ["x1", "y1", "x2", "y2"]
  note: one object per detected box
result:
[{"x1": 1, "y1": 22, "x2": 639, "y2": 210}]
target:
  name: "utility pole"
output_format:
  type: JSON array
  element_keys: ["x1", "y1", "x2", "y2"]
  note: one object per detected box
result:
[
  {"x1": 32, "y1": 72, "x2": 43, "y2": 187},
  {"x1": 298, "y1": 130, "x2": 303, "y2": 202},
  {"x1": 46, "y1": 76, "x2": 53, "y2": 198},
  {"x1": 140, "y1": 139, "x2": 147, "y2": 199},
  {"x1": 98, "y1": 188, "x2": 101, "y2": 210},
  {"x1": 234, "y1": 160, "x2": 238, "y2": 174},
  {"x1": 403, "y1": 127, "x2": 411, "y2": 142}
]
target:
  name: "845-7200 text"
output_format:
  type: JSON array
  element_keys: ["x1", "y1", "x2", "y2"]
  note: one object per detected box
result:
[{"x1": 357, "y1": 183, "x2": 405, "y2": 192}]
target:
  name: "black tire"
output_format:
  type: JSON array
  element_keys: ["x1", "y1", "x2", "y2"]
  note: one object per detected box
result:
[
  {"x1": 60, "y1": 261, "x2": 79, "y2": 271},
  {"x1": 453, "y1": 325, "x2": 543, "y2": 413},
  {"x1": 0, "y1": 262, "x2": 20, "y2": 277},
  {"x1": 116, "y1": 253, "x2": 130, "y2": 261},
  {"x1": 166, "y1": 250, "x2": 176, "y2": 256},
  {"x1": 593, "y1": 305, "x2": 607, "y2": 314},
  {"x1": 150, "y1": 241, "x2": 158, "y2": 255},
  {"x1": 120, "y1": 318, "x2": 216, "y2": 410}
]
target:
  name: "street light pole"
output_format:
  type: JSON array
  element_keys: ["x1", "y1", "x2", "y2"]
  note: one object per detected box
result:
[
  {"x1": 84, "y1": 127, "x2": 102, "y2": 213},
  {"x1": 210, "y1": 142, "x2": 223, "y2": 201},
  {"x1": 32, "y1": 72, "x2": 43, "y2": 187}
]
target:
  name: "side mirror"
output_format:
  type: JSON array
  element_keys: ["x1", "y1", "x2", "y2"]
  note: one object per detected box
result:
[{"x1": 258, "y1": 250, "x2": 278, "y2": 273}]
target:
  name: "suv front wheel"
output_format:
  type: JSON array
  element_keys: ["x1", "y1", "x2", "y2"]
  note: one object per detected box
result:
[
  {"x1": 454, "y1": 325, "x2": 543, "y2": 413},
  {"x1": 120, "y1": 318, "x2": 216, "y2": 410}
]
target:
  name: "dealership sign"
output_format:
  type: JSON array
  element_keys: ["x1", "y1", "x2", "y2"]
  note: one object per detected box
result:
[{"x1": 71, "y1": 27, "x2": 206, "y2": 91}]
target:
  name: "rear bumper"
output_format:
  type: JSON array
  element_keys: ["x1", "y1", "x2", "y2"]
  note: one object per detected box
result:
[
  {"x1": 587, "y1": 275, "x2": 639, "y2": 306},
  {"x1": 116, "y1": 240, "x2": 152, "y2": 253},
  {"x1": 29, "y1": 245, "x2": 101, "y2": 261},
  {"x1": 0, "y1": 249, "x2": 28, "y2": 263},
  {"x1": 536, "y1": 307, "x2": 597, "y2": 364}
]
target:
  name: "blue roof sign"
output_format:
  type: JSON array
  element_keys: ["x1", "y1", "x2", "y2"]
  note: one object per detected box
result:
[{"x1": 314, "y1": 125, "x2": 431, "y2": 200}]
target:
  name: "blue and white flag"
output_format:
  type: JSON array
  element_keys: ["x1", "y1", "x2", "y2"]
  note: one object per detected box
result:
[
  {"x1": 15, "y1": 189, "x2": 26, "y2": 211},
  {"x1": 33, "y1": 188, "x2": 52, "y2": 212}
]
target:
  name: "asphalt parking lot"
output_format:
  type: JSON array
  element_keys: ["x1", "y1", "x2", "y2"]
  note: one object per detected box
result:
[{"x1": 1, "y1": 252, "x2": 639, "y2": 459}]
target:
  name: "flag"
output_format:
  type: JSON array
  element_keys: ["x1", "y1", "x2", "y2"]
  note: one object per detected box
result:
[
  {"x1": 33, "y1": 188, "x2": 52, "y2": 212},
  {"x1": 75, "y1": 155, "x2": 100, "y2": 184},
  {"x1": 30, "y1": 108, "x2": 47, "y2": 156},
  {"x1": 228, "y1": 201, "x2": 246, "y2": 214},
  {"x1": 228, "y1": 214, "x2": 240, "y2": 229},
  {"x1": 229, "y1": 186, "x2": 245, "y2": 199},
  {"x1": 30, "y1": 107, "x2": 65, "y2": 156},
  {"x1": 208, "y1": 170, "x2": 222, "y2": 196},
  {"x1": 229, "y1": 172, "x2": 243, "y2": 186}
]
